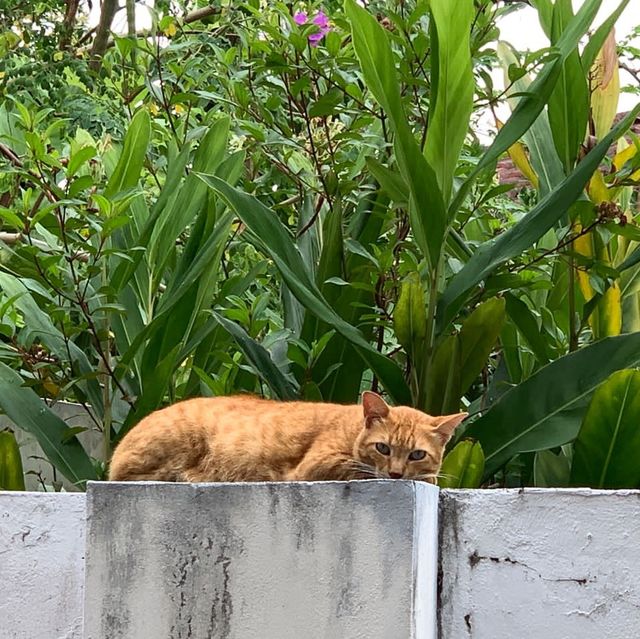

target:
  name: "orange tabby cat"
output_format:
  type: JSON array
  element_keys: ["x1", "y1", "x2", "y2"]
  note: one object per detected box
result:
[{"x1": 108, "y1": 392, "x2": 466, "y2": 483}]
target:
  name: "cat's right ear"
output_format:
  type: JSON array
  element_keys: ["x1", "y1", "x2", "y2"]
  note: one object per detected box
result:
[{"x1": 362, "y1": 391, "x2": 390, "y2": 426}]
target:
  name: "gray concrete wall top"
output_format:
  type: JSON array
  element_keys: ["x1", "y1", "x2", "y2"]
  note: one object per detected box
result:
[
  {"x1": 84, "y1": 481, "x2": 439, "y2": 639},
  {"x1": 0, "y1": 492, "x2": 86, "y2": 639},
  {"x1": 439, "y1": 488, "x2": 640, "y2": 639}
]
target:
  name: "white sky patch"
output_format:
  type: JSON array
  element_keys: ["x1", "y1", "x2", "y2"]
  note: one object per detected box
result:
[{"x1": 491, "y1": 0, "x2": 640, "y2": 128}]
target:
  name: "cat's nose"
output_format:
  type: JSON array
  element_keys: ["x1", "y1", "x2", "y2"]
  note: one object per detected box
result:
[{"x1": 388, "y1": 472, "x2": 403, "y2": 479}]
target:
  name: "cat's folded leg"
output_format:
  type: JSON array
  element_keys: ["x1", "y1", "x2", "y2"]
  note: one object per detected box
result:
[{"x1": 285, "y1": 453, "x2": 360, "y2": 481}]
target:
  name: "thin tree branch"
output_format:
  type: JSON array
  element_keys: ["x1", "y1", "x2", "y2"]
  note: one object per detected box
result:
[{"x1": 89, "y1": 0, "x2": 119, "y2": 71}]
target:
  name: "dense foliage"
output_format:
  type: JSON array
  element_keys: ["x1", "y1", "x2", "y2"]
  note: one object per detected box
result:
[{"x1": 0, "y1": 0, "x2": 639, "y2": 490}]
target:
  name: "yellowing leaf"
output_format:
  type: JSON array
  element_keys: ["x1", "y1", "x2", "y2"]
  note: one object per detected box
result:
[
  {"x1": 163, "y1": 22, "x2": 177, "y2": 37},
  {"x1": 574, "y1": 222, "x2": 622, "y2": 338},
  {"x1": 613, "y1": 141, "x2": 640, "y2": 182},
  {"x1": 587, "y1": 168, "x2": 610, "y2": 204},
  {"x1": 590, "y1": 29, "x2": 620, "y2": 141},
  {"x1": 497, "y1": 119, "x2": 539, "y2": 189}
]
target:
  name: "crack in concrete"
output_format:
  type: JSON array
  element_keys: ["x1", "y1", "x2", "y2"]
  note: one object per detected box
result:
[{"x1": 469, "y1": 551, "x2": 593, "y2": 585}]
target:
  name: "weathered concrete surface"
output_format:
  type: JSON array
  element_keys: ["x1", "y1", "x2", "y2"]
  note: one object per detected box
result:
[
  {"x1": 439, "y1": 489, "x2": 640, "y2": 639},
  {"x1": 84, "y1": 481, "x2": 439, "y2": 639},
  {"x1": 0, "y1": 492, "x2": 86, "y2": 639}
]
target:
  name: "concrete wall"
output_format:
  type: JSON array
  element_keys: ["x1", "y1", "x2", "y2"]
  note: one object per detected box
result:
[
  {"x1": 83, "y1": 481, "x2": 439, "y2": 639},
  {"x1": 0, "y1": 492, "x2": 86, "y2": 639},
  {"x1": 439, "y1": 489, "x2": 640, "y2": 639},
  {"x1": 2, "y1": 486, "x2": 640, "y2": 639}
]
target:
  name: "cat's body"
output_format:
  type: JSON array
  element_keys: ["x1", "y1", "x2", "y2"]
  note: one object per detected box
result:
[{"x1": 108, "y1": 392, "x2": 466, "y2": 483}]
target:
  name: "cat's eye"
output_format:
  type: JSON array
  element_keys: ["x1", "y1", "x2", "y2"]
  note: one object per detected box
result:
[
  {"x1": 408, "y1": 450, "x2": 427, "y2": 461},
  {"x1": 375, "y1": 442, "x2": 391, "y2": 456}
]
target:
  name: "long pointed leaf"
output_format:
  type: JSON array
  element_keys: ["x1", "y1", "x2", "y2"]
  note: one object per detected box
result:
[
  {"x1": 345, "y1": 0, "x2": 446, "y2": 267},
  {"x1": 212, "y1": 312, "x2": 298, "y2": 400},
  {"x1": 0, "y1": 430, "x2": 25, "y2": 490},
  {"x1": 197, "y1": 173, "x2": 411, "y2": 405},
  {"x1": 450, "y1": 0, "x2": 605, "y2": 214},
  {"x1": 438, "y1": 105, "x2": 640, "y2": 330},
  {"x1": 570, "y1": 369, "x2": 640, "y2": 488},
  {"x1": 104, "y1": 109, "x2": 151, "y2": 198},
  {"x1": 465, "y1": 333, "x2": 640, "y2": 478},
  {"x1": 425, "y1": 0, "x2": 474, "y2": 203},
  {"x1": 0, "y1": 363, "x2": 97, "y2": 486}
]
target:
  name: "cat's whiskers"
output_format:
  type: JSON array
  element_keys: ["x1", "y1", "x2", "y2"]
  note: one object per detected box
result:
[{"x1": 344, "y1": 459, "x2": 385, "y2": 479}]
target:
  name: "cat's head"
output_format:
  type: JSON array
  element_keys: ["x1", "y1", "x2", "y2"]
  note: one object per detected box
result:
[{"x1": 352, "y1": 391, "x2": 467, "y2": 483}]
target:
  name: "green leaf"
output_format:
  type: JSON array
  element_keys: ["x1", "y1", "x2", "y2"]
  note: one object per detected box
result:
[
  {"x1": 366, "y1": 157, "x2": 408, "y2": 205},
  {"x1": 459, "y1": 297, "x2": 505, "y2": 393},
  {"x1": 104, "y1": 109, "x2": 151, "y2": 198},
  {"x1": 212, "y1": 312, "x2": 298, "y2": 400},
  {"x1": 570, "y1": 369, "x2": 640, "y2": 488},
  {"x1": 394, "y1": 273, "x2": 427, "y2": 354},
  {"x1": 423, "y1": 333, "x2": 461, "y2": 415},
  {"x1": 344, "y1": 0, "x2": 446, "y2": 268},
  {"x1": 0, "y1": 430, "x2": 25, "y2": 490},
  {"x1": 439, "y1": 440, "x2": 485, "y2": 488},
  {"x1": 0, "y1": 363, "x2": 97, "y2": 487},
  {"x1": 0, "y1": 273, "x2": 103, "y2": 413},
  {"x1": 0, "y1": 207, "x2": 23, "y2": 229},
  {"x1": 534, "y1": 448, "x2": 570, "y2": 487},
  {"x1": 450, "y1": 0, "x2": 604, "y2": 214},
  {"x1": 504, "y1": 293, "x2": 551, "y2": 364},
  {"x1": 438, "y1": 105, "x2": 640, "y2": 330},
  {"x1": 547, "y1": 0, "x2": 590, "y2": 172},
  {"x1": 66, "y1": 145, "x2": 97, "y2": 178},
  {"x1": 197, "y1": 172, "x2": 411, "y2": 405},
  {"x1": 425, "y1": 0, "x2": 474, "y2": 203},
  {"x1": 465, "y1": 333, "x2": 640, "y2": 479}
]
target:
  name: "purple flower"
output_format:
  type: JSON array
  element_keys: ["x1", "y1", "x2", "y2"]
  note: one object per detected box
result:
[
  {"x1": 312, "y1": 11, "x2": 329, "y2": 29},
  {"x1": 294, "y1": 9, "x2": 331, "y2": 47}
]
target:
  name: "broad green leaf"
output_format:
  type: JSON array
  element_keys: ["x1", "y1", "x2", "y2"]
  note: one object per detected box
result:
[
  {"x1": 534, "y1": 448, "x2": 571, "y2": 487},
  {"x1": 0, "y1": 430, "x2": 25, "y2": 490},
  {"x1": 422, "y1": 333, "x2": 461, "y2": 415},
  {"x1": 438, "y1": 105, "x2": 640, "y2": 331},
  {"x1": 459, "y1": 297, "x2": 505, "y2": 393},
  {"x1": 439, "y1": 440, "x2": 485, "y2": 488},
  {"x1": 504, "y1": 294, "x2": 551, "y2": 364},
  {"x1": 570, "y1": 369, "x2": 640, "y2": 488},
  {"x1": 547, "y1": 0, "x2": 590, "y2": 172},
  {"x1": 66, "y1": 145, "x2": 97, "y2": 178},
  {"x1": 345, "y1": 0, "x2": 446, "y2": 268},
  {"x1": 0, "y1": 363, "x2": 97, "y2": 487},
  {"x1": 394, "y1": 273, "x2": 427, "y2": 355},
  {"x1": 450, "y1": 0, "x2": 604, "y2": 214},
  {"x1": 197, "y1": 172, "x2": 411, "y2": 405},
  {"x1": 212, "y1": 312, "x2": 298, "y2": 400},
  {"x1": 425, "y1": 0, "x2": 474, "y2": 203},
  {"x1": 465, "y1": 333, "x2": 640, "y2": 478},
  {"x1": 104, "y1": 109, "x2": 151, "y2": 198}
]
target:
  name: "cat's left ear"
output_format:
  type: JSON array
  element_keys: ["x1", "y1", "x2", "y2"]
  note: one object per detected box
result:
[
  {"x1": 362, "y1": 391, "x2": 390, "y2": 426},
  {"x1": 433, "y1": 413, "x2": 468, "y2": 443}
]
